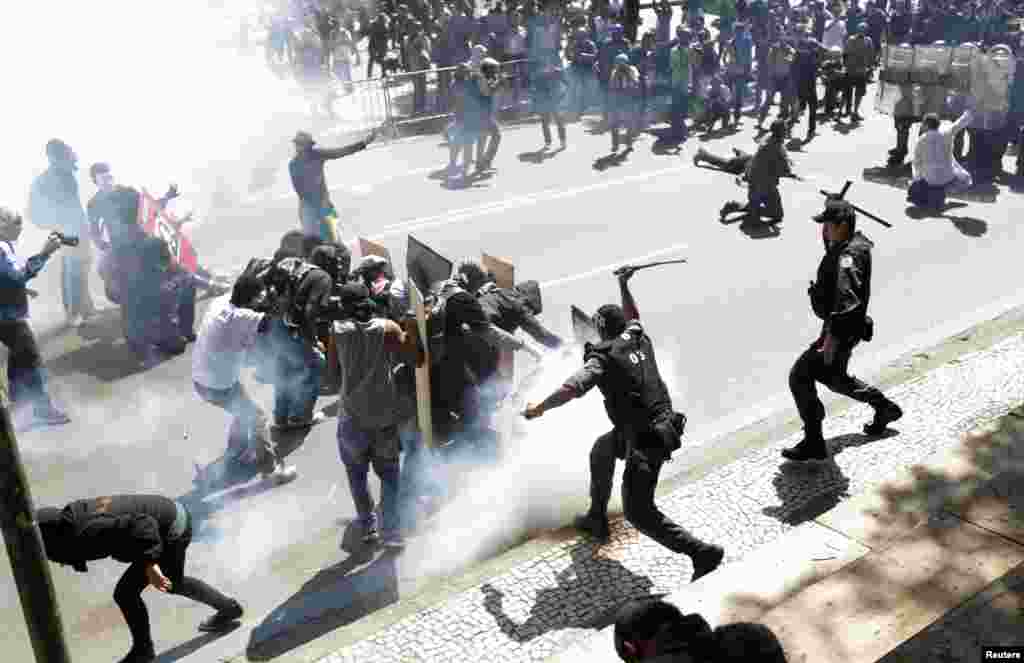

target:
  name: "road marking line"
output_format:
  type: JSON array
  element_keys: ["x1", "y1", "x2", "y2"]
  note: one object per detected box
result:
[
  {"x1": 540, "y1": 243, "x2": 690, "y2": 289},
  {"x1": 368, "y1": 165, "x2": 688, "y2": 240}
]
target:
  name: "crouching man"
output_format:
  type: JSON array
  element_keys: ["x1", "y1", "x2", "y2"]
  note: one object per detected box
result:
[{"x1": 37, "y1": 494, "x2": 243, "y2": 663}]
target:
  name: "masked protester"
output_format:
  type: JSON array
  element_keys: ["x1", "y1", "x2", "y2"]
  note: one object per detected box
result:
[
  {"x1": 36, "y1": 495, "x2": 243, "y2": 663},
  {"x1": 350, "y1": 254, "x2": 410, "y2": 322},
  {"x1": 523, "y1": 269, "x2": 724, "y2": 581},
  {"x1": 783, "y1": 200, "x2": 902, "y2": 462},
  {"x1": 333, "y1": 282, "x2": 420, "y2": 549}
]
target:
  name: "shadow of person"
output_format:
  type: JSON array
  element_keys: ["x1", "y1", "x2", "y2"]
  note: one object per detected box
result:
[
  {"x1": 761, "y1": 458, "x2": 851, "y2": 526},
  {"x1": 44, "y1": 338, "x2": 155, "y2": 382},
  {"x1": 738, "y1": 217, "x2": 782, "y2": 240},
  {"x1": 862, "y1": 165, "x2": 912, "y2": 192},
  {"x1": 155, "y1": 625, "x2": 241, "y2": 663},
  {"x1": 480, "y1": 542, "x2": 656, "y2": 643},
  {"x1": 593, "y1": 151, "x2": 630, "y2": 171},
  {"x1": 244, "y1": 548, "x2": 400, "y2": 661},
  {"x1": 517, "y1": 148, "x2": 562, "y2": 164},
  {"x1": 947, "y1": 216, "x2": 988, "y2": 237}
]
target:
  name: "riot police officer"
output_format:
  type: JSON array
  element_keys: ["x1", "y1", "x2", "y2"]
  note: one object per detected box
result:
[
  {"x1": 523, "y1": 269, "x2": 724, "y2": 583},
  {"x1": 783, "y1": 199, "x2": 903, "y2": 462}
]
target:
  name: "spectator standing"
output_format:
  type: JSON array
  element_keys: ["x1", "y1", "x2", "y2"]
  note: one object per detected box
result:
[
  {"x1": 568, "y1": 27, "x2": 599, "y2": 117},
  {"x1": 0, "y1": 207, "x2": 71, "y2": 431},
  {"x1": 608, "y1": 53, "x2": 642, "y2": 152},
  {"x1": 842, "y1": 22, "x2": 874, "y2": 121},
  {"x1": 367, "y1": 14, "x2": 391, "y2": 78},
  {"x1": 669, "y1": 27, "x2": 693, "y2": 138},
  {"x1": 533, "y1": 56, "x2": 569, "y2": 148},
  {"x1": 654, "y1": 0, "x2": 673, "y2": 43},
  {"x1": 27, "y1": 139, "x2": 96, "y2": 327}
]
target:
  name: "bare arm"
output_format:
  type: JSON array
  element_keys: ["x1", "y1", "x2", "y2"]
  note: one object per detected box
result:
[{"x1": 619, "y1": 272, "x2": 639, "y2": 321}]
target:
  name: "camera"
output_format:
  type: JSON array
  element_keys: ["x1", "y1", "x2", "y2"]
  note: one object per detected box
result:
[{"x1": 53, "y1": 232, "x2": 79, "y2": 247}]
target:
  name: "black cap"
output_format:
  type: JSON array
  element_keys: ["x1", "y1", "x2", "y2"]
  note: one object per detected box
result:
[{"x1": 813, "y1": 198, "x2": 856, "y2": 224}]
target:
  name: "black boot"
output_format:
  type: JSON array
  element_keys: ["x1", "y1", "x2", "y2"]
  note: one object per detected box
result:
[
  {"x1": 782, "y1": 428, "x2": 829, "y2": 462},
  {"x1": 690, "y1": 544, "x2": 725, "y2": 582},
  {"x1": 573, "y1": 511, "x2": 610, "y2": 542},
  {"x1": 542, "y1": 123, "x2": 552, "y2": 147},
  {"x1": 198, "y1": 599, "x2": 243, "y2": 632},
  {"x1": 558, "y1": 125, "x2": 567, "y2": 148},
  {"x1": 864, "y1": 400, "x2": 903, "y2": 436}
]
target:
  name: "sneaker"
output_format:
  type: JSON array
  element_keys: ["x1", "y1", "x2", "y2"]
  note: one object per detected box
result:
[
  {"x1": 17, "y1": 406, "x2": 71, "y2": 431},
  {"x1": 781, "y1": 439, "x2": 829, "y2": 462},
  {"x1": 198, "y1": 600, "x2": 244, "y2": 632},
  {"x1": 117, "y1": 645, "x2": 156, "y2": 663},
  {"x1": 572, "y1": 512, "x2": 610, "y2": 542},
  {"x1": 262, "y1": 463, "x2": 298, "y2": 486},
  {"x1": 691, "y1": 544, "x2": 725, "y2": 582},
  {"x1": 864, "y1": 401, "x2": 903, "y2": 436},
  {"x1": 380, "y1": 530, "x2": 407, "y2": 551},
  {"x1": 362, "y1": 521, "x2": 381, "y2": 546}
]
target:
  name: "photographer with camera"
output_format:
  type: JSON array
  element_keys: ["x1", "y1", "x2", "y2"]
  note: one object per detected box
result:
[
  {"x1": 192, "y1": 273, "x2": 298, "y2": 490},
  {"x1": 0, "y1": 206, "x2": 72, "y2": 431}
]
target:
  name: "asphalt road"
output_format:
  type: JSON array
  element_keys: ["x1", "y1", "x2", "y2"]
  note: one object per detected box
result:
[{"x1": 3, "y1": 101, "x2": 1022, "y2": 663}]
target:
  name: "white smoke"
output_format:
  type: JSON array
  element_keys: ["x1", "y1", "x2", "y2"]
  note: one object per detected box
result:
[
  {"x1": 399, "y1": 338, "x2": 690, "y2": 579},
  {"x1": 0, "y1": 0, "x2": 313, "y2": 215}
]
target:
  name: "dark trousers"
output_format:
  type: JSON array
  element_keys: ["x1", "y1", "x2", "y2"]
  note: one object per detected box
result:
[
  {"x1": 793, "y1": 82, "x2": 817, "y2": 135},
  {"x1": 745, "y1": 185, "x2": 784, "y2": 220},
  {"x1": 789, "y1": 336, "x2": 891, "y2": 441},
  {"x1": 540, "y1": 111, "x2": 566, "y2": 144},
  {"x1": 696, "y1": 148, "x2": 748, "y2": 174},
  {"x1": 671, "y1": 87, "x2": 690, "y2": 135},
  {"x1": 589, "y1": 429, "x2": 711, "y2": 557},
  {"x1": 0, "y1": 320, "x2": 50, "y2": 412},
  {"x1": 843, "y1": 73, "x2": 868, "y2": 115},
  {"x1": 113, "y1": 509, "x2": 235, "y2": 651}
]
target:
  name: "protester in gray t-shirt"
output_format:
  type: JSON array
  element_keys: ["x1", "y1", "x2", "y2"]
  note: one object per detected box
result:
[{"x1": 333, "y1": 283, "x2": 418, "y2": 549}]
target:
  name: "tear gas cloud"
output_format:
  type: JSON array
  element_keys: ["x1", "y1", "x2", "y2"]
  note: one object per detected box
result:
[
  {"x1": 400, "y1": 340, "x2": 688, "y2": 579},
  {"x1": 0, "y1": 1, "x2": 311, "y2": 214}
]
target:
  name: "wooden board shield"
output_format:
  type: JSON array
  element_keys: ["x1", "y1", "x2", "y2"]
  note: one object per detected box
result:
[
  {"x1": 481, "y1": 252, "x2": 515, "y2": 383},
  {"x1": 410, "y1": 283, "x2": 435, "y2": 449},
  {"x1": 571, "y1": 305, "x2": 599, "y2": 345}
]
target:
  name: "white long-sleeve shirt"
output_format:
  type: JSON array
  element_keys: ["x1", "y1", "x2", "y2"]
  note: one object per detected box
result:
[
  {"x1": 822, "y1": 13, "x2": 847, "y2": 50},
  {"x1": 912, "y1": 110, "x2": 974, "y2": 187}
]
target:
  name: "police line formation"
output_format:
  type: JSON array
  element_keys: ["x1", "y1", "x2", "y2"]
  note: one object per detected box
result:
[{"x1": 8, "y1": 29, "x2": 1019, "y2": 663}]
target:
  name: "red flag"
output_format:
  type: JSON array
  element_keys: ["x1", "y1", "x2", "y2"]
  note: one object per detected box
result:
[{"x1": 137, "y1": 189, "x2": 199, "y2": 273}]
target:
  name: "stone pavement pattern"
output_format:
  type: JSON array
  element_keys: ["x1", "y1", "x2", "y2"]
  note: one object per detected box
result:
[{"x1": 313, "y1": 333, "x2": 1024, "y2": 663}]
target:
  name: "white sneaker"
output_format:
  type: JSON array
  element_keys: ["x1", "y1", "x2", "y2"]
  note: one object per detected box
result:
[{"x1": 263, "y1": 464, "x2": 298, "y2": 486}]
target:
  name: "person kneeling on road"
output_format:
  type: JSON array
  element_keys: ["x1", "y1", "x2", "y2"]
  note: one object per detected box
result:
[
  {"x1": 907, "y1": 106, "x2": 975, "y2": 211},
  {"x1": 37, "y1": 494, "x2": 244, "y2": 663},
  {"x1": 192, "y1": 273, "x2": 297, "y2": 491},
  {"x1": 719, "y1": 120, "x2": 793, "y2": 226},
  {"x1": 523, "y1": 268, "x2": 724, "y2": 582}
]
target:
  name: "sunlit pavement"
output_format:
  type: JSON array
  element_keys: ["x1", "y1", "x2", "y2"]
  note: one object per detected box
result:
[{"x1": 5, "y1": 90, "x2": 1024, "y2": 663}]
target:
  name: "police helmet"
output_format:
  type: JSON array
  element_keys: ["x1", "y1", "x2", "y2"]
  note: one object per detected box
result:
[
  {"x1": 593, "y1": 304, "x2": 627, "y2": 340},
  {"x1": 452, "y1": 259, "x2": 488, "y2": 293}
]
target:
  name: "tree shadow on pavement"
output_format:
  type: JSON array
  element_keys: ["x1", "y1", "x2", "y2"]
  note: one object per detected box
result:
[
  {"x1": 719, "y1": 404, "x2": 1024, "y2": 651},
  {"x1": 244, "y1": 543, "x2": 399, "y2": 661},
  {"x1": 155, "y1": 624, "x2": 241, "y2": 663},
  {"x1": 480, "y1": 541, "x2": 656, "y2": 643},
  {"x1": 762, "y1": 458, "x2": 851, "y2": 526}
]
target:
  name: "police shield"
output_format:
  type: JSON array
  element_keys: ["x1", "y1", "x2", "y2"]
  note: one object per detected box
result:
[
  {"x1": 571, "y1": 305, "x2": 599, "y2": 345},
  {"x1": 406, "y1": 235, "x2": 453, "y2": 297}
]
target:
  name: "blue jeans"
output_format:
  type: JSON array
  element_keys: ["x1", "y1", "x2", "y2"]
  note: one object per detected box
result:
[
  {"x1": 60, "y1": 252, "x2": 89, "y2": 317},
  {"x1": 269, "y1": 319, "x2": 322, "y2": 422},
  {"x1": 338, "y1": 416, "x2": 401, "y2": 534}
]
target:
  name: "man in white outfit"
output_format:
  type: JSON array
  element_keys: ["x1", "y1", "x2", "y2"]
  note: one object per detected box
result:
[{"x1": 908, "y1": 107, "x2": 974, "y2": 209}]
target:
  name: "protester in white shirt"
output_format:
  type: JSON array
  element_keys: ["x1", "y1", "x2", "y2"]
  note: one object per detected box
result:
[
  {"x1": 912, "y1": 108, "x2": 974, "y2": 193},
  {"x1": 192, "y1": 276, "x2": 296, "y2": 486},
  {"x1": 822, "y1": 10, "x2": 847, "y2": 50}
]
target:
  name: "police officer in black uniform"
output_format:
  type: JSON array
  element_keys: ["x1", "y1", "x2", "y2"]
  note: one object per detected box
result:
[
  {"x1": 523, "y1": 269, "x2": 724, "y2": 582},
  {"x1": 783, "y1": 199, "x2": 903, "y2": 462}
]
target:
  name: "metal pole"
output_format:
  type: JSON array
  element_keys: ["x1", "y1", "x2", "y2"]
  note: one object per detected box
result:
[{"x1": 0, "y1": 396, "x2": 73, "y2": 663}]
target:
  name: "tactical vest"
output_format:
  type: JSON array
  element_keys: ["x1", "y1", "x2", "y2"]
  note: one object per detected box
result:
[{"x1": 584, "y1": 324, "x2": 672, "y2": 431}]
